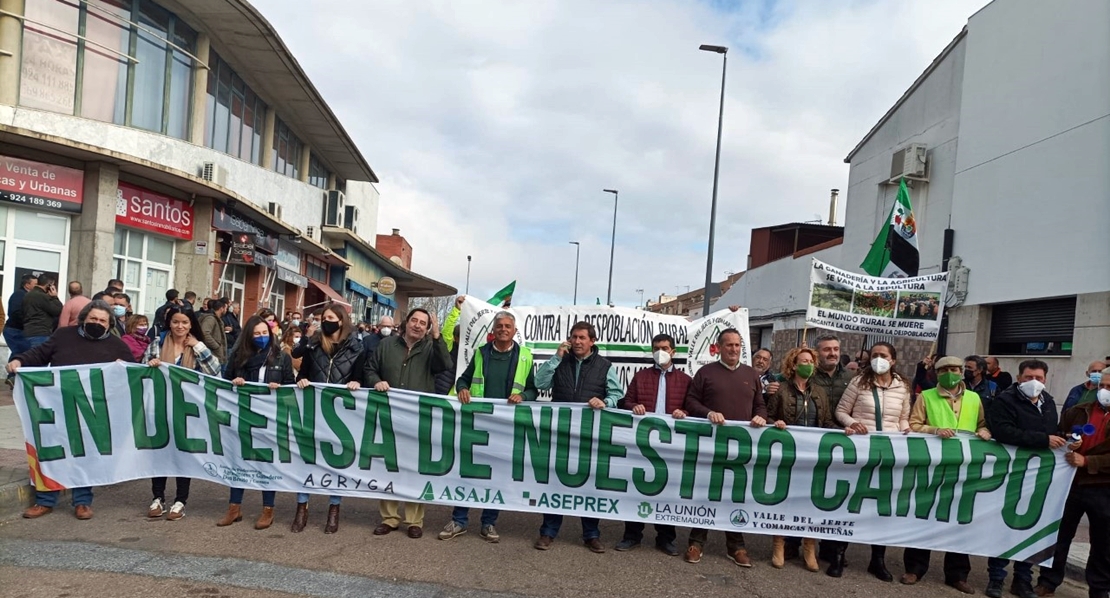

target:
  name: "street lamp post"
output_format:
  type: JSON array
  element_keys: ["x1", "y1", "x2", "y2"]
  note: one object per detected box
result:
[
  {"x1": 465, "y1": 255, "x2": 472, "y2": 294},
  {"x1": 603, "y1": 188, "x2": 618, "y2": 306},
  {"x1": 636, "y1": 288, "x2": 644, "y2": 308},
  {"x1": 569, "y1": 241, "x2": 580, "y2": 305},
  {"x1": 699, "y1": 43, "x2": 727, "y2": 317}
]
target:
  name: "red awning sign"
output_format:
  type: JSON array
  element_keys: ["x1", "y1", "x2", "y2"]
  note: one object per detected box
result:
[
  {"x1": 0, "y1": 155, "x2": 84, "y2": 214},
  {"x1": 115, "y1": 182, "x2": 194, "y2": 240}
]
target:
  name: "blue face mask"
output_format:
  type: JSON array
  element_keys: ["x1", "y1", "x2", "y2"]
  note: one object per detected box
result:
[
  {"x1": 1092, "y1": 373, "x2": 1103, "y2": 386},
  {"x1": 112, "y1": 305, "x2": 127, "y2": 317},
  {"x1": 253, "y1": 335, "x2": 270, "y2": 350}
]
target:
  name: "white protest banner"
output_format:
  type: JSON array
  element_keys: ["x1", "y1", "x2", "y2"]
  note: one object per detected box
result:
[
  {"x1": 456, "y1": 298, "x2": 750, "y2": 395},
  {"x1": 14, "y1": 362, "x2": 1072, "y2": 563},
  {"x1": 807, "y1": 259, "x2": 948, "y2": 340}
]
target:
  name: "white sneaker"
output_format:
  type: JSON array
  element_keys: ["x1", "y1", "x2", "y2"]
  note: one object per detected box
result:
[
  {"x1": 438, "y1": 521, "x2": 466, "y2": 540},
  {"x1": 166, "y1": 501, "x2": 185, "y2": 521},
  {"x1": 147, "y1": 498, "x2": 164, "y2": 518}
]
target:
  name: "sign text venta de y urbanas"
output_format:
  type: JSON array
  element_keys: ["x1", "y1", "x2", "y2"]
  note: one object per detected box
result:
[{"x1": 14, "y1": 362, "x2": 1072, "y2": 563}]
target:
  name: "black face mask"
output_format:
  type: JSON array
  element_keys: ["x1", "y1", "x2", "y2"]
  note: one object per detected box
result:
[
  {"x1": 83, "y1": 322, "x2": 107, "y2": 339},
  {"x1": 321, "y1": 320, "x2": 341, "y2": 336},
  {"x1": 964, "y1": 369, "x2": 976, "y2": 383}
]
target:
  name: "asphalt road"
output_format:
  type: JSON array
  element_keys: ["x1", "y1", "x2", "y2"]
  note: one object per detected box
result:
[{"x1": 0, "y1": 479, "x2": 1092, "y2": 598}]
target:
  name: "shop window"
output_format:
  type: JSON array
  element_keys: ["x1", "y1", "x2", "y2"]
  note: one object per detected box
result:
[
  {"x1": 269, "y1": 280, "x2": 286, "y2": 322},
  {"x1": 218, "y1": 263, "x2": 246, "y2": 316},
  {"x1": 16, "y1": 247, "x2": 62, "y2": 272},
  {"x1": 989, "y1": 297, "x2": 1076, "y2": 356},
  {"x1": 0, "y1": 206, "x2": 69, "y2": 323},
  {"x1": 13, "y1": 211, "x2": 68, "y2": 244},
  {"x1": 17, "y1": 0, "x2": 196, "y2": 139},
  {"x1": 113, "y1": 227, "x2": 175, "y2": 320}
]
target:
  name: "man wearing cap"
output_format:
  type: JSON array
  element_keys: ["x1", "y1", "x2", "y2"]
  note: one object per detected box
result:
[{"x1": 903, "y1": 356, "x2": 990, "y2": 594}]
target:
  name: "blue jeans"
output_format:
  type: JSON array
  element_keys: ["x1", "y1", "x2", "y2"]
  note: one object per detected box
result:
[
  {"x1": 25, "y1": 335, "x2": 50, "y2": 348},
  {"x1": 37, "y1": 487, "x2": 93, "y2": 507},
  {"x1": 229, "y1": 488, "x2": 275, "y2": 507},
  {"x1": 987, "y1": 557, "x2": 1032, "y2": 584},
  {"x1": 540, "y1": 513, "x2": 600, "y2": 541},
  {"x1": 452, "y1": 506, "x2": 499, "y2": 528},
  {"x1": 4, "y1": 327, "x2": 30, "y2": 361},
  {"x1": 297, "y1": 493, "x2": 341, "y2": 505}
]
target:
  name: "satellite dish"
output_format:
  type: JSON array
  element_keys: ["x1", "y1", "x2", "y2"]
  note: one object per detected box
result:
[{"x1": 389, "y1": 256, "x2": 403, "y2": 265}]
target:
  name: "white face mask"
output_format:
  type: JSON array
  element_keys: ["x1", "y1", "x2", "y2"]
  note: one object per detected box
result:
[
  {"x1": 1097, "y1": 388, "x2": 1110, "y2": 408},
  {"x1": 653, "y1": 350, "x2": 671, "y2": 367},
  {"x1": 291, "y1": 319, "x2": 301, "y2": 327},
  {"x1": 379, "y1": 326, "x2": 393, "y2": 336},
  {"x1": 870, "y1": 357, "x2": 891, "y2": 375},
  {"x1": 1020, "y1": 379, "x2": 1046, "y2": 399}
]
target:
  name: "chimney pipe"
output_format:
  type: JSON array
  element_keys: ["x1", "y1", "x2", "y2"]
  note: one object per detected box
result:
[
  {"x1": 391, "y1": 228, "x2": 400, "y2": 236},
  {"x1": 828, "y1": 189, "x2": 840, "y2": 226}
]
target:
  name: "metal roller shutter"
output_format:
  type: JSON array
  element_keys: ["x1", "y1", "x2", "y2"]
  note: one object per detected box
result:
[{"x1": 990, "y1": 297, "x2": 1076, "y2": 343}]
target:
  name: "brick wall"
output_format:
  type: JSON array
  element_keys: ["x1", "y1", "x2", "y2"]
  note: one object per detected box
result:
[{"x1": 375, "y1": 229, "x2": 412, "y2": 270}]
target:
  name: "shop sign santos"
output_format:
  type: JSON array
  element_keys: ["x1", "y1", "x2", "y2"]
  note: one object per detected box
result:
[{"x1": 116, "y1": 182, "x2": 194, "y2": 240}]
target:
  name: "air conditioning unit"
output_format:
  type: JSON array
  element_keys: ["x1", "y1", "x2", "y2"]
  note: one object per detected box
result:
[
  {"x1": 267, "y1": 202, "x2": 283, "y2": 221},
  {"x1": 201, "y1": 162, "x2": 228, "y2": 187},
  {"x1": 889, "y1": 143, "x2": 928, "y2": 183},
  {"x1": 305, "y1": 226, "x2": 320, "y2": 243},
  {"x1": 323, "y1": 190, "x2": 345, "y2": 227},
  {"x1": 344, "y1": 205, "x2": 360, "y2": 235}
]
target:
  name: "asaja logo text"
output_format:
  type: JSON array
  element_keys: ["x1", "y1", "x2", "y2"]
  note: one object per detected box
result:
[{"x1": 421, "y1": 483, "x2": 504, "y2": 505}]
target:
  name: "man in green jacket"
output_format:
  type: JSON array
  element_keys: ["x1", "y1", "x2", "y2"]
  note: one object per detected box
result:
[
  {"x1": 439, "y1": 310, "x2": 537, "y2": 543},
  {"x1": 364, "y1": 307, "x2": 452, "y2": 539},
  {"x1": 811, "y1": 334, "x2": 855, "y2": 411}
]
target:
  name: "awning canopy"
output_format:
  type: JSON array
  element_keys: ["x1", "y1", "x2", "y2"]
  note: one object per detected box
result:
[{"x1": 304, "y1": 279, "x2": 350, "y2": 311}]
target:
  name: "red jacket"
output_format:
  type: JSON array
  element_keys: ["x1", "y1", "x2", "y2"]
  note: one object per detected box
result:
[{"x1": 619, "y1": 365, "x2": 691, "y2": 414}]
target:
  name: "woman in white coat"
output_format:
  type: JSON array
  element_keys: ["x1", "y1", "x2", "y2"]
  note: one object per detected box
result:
[{"x1": 833, "y1": 342, "x2": 911, "y2": 581}]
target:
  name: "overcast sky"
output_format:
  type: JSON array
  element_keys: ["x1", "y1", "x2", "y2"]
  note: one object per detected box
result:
[{"x1": 259, "y1": 0, "x2": 988, "y2": 307}]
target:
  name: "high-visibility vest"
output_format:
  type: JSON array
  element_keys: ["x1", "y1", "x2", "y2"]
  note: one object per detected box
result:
[
  {"x1": 470, "y1": 344, "x2": 533, "y2": 398},
  {"x1": 921, "y1": 388, "x2": 982, "y2": 433}
]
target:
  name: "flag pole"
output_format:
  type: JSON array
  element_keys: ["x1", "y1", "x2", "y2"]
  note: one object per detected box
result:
[{"x1": 801, "y1": 325, "x2": 808, "y2": 346}]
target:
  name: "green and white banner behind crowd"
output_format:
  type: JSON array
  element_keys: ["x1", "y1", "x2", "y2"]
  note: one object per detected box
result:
[
  {"x1": 15, "y1": 360, "x2": 1073, "y2": 563},
  {"x1": 456, "y1": 297, "x2": 751, "y2": 390}
]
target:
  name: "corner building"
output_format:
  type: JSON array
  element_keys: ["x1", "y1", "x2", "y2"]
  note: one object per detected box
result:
[
  {"x1": 714, "y1": 0, "x2": 1110, "y2": 399},
  {"x1": 0, "y1": 0, "x2": 452, "y2": 329}
]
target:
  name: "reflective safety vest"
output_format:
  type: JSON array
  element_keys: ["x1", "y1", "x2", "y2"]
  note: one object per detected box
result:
[
  {"x1": 921, "y1": 388, "x2": 982, "y2": 433},
  {"x1": 470, "y1": 344, "x2": 533, "y2": 398}
]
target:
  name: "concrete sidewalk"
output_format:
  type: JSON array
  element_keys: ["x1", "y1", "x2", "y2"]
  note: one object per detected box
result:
[{"x1": 0, "y1": 388, "x2": 1095, "y2": 586}]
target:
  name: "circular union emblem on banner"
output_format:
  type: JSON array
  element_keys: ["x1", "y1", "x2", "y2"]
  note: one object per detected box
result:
[
  {"x1": 203, "y1": 462, "x2": 220, "y2": 478},
  {"x1": 377, "y1": 277, "x2": 397, "y2": 295},
  {"x1": 729, "y1": 509, "x2": 749, "y2": 527}
]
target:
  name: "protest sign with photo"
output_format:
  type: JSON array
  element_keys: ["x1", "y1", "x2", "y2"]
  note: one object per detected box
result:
[{"x1": 807, "y1": 259, "x2": 948, "y2": 340}]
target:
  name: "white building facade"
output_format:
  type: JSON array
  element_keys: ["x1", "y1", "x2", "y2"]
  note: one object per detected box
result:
[
  {"x1": 0, "y1": 0, "x2": 450, "y2": 336},
  {"x1": 716, "y1": 0, "x2": 1110, "y2": 399}
]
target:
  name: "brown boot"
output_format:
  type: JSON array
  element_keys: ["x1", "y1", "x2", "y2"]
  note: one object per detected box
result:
[
  {"x1": 291, "y1": 502, "x2": 308, "y2": 533},
  {"x1": 254, "y1": 506, "x2": 274, "y2": 530},
  {"x1": 216, "y1": 504, "x2": 242, "y2": 527},
  {"x1": 802, "y1": 539, "x2": 819, "y2": 572},
  {"x1": 324, "y1": 504, "x2": 339, "y2": 534},
  {"x1": 771, "y1": 536, "x2": 785, "y2": 568}
]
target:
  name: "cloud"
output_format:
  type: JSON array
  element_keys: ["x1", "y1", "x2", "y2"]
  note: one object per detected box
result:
[{"x1": 257, "y1": 0, "x2": 987, "y2": 306}]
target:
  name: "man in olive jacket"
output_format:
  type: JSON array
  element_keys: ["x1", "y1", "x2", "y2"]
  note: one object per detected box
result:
[{"x1": 364, "y1": 307, "x2": 451, "y2": 539}]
